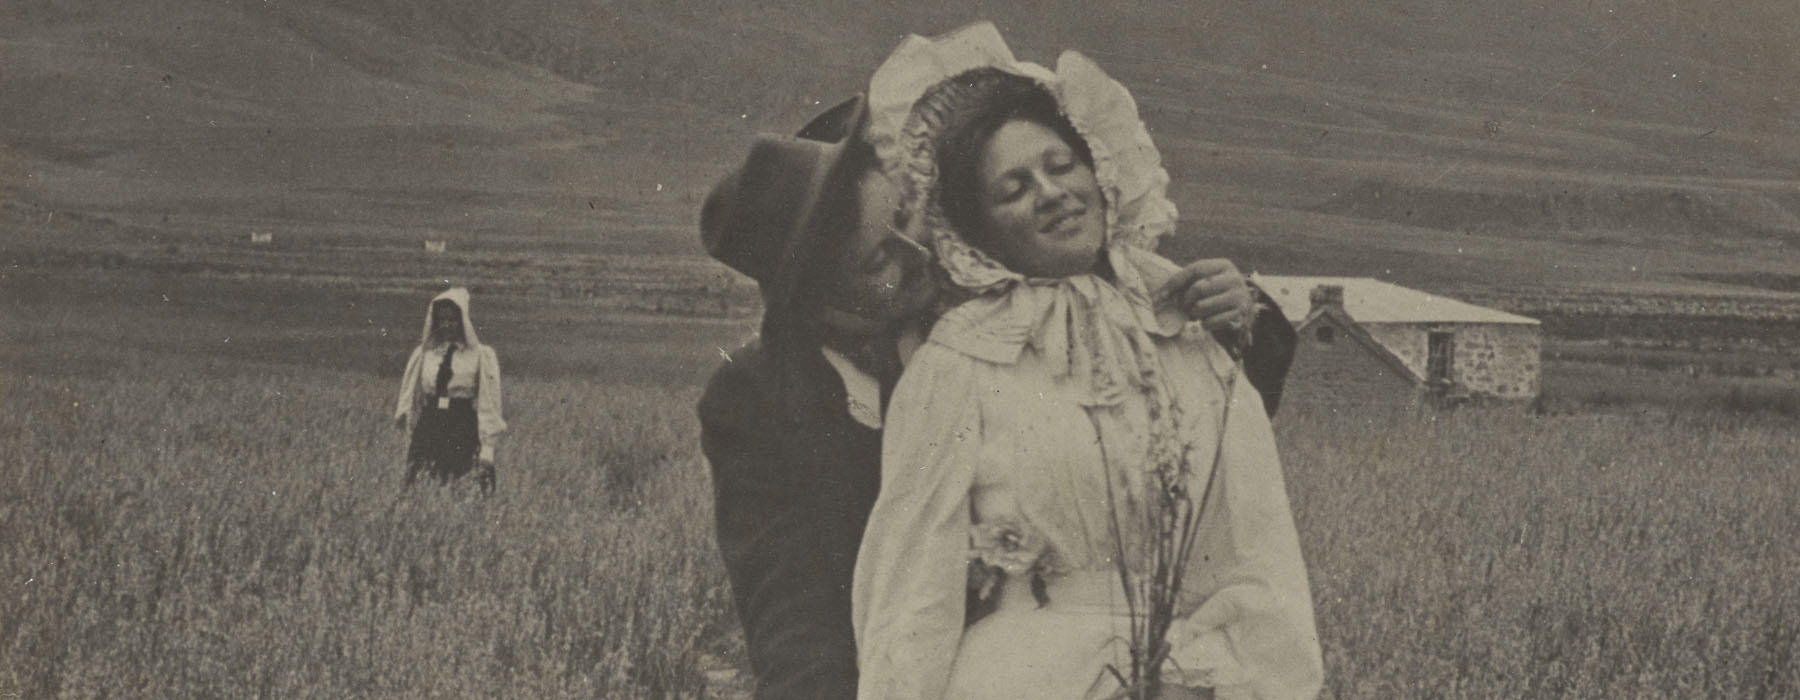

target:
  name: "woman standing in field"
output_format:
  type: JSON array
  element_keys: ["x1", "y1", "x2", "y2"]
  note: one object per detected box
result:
[
  {"x1": 851, "y1": 25, "x2": 1320, "y2": 700},
  {"x1": 393, "y1": 287, "x2": 505, "y2": 494}
]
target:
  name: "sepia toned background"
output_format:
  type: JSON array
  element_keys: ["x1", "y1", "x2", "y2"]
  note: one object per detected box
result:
[{"x1": 3, "y1": 1, "x2": 1797, "y2": 696}]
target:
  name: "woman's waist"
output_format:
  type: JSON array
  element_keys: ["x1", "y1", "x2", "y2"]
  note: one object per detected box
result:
[
  {"x1": 993, "y1": 569, "x2": 1141, "y2": 615},
  {"x1": 421, "y1": 394, "x2": 478, "y2": 411}
]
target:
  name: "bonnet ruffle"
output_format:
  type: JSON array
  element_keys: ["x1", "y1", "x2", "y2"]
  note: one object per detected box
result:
[
  {"x1": 866, "y1": 21, "x2": 1181, "y2": 296},
  {"x1": 865, "y1": 23, "x2": 1223, "y2": 411}
]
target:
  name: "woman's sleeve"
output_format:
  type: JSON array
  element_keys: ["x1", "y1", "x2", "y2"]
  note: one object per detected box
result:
[
  {"x1": 476, "y1": 345, "x2": 508, "y2": 443},
  {"x1": 394, "y1": 346, "x2": 424, "y2": 422},
  {"x1": 853, "y1": 343, "x2": 983, "y2": 700},
  {"x1": 1170, "y1": 375, "x2": 1323, "y2": 699}
]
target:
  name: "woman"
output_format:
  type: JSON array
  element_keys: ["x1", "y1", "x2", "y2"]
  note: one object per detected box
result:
[
  {"x1": 852, "y1": 25, "x2": 1322, "y2": 700},
  {"x1": 393, "y1": 287, "x2": 505, "y2": 494}
]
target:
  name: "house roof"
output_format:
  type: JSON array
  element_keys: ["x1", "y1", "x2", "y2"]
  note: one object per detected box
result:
[{"x1": 1255, "y1": 275, "x2": 1540, "y2": 325}]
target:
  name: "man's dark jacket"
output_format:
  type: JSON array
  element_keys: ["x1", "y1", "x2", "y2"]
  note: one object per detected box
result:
[
  {"x1": 700, "y1": 343, "x2": 880, "y2": 700},
  {"x1": 697, "y1": 297, "x2": 1295, "y2": 700}
]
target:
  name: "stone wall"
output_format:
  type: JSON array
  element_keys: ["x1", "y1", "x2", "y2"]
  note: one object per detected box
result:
[
  {"x1": 1283, "y1": 318, "x2": 1422, "y2": 407},
  {"x1": 1364, "y1": 322, "x2": 1541, "y2": 398}
]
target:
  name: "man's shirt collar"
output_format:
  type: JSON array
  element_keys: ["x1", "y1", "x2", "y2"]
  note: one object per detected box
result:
[{"x1": 818, "y1": 321, "x2": 925, "y2": 430}]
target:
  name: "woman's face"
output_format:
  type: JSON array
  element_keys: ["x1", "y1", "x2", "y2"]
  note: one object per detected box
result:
[
  {"x1": 972, "y1": 119, "x2": 1106, "y2": 278},
  {"x1": 430, "y1": 302, "x2": 462, "y2": 342}
]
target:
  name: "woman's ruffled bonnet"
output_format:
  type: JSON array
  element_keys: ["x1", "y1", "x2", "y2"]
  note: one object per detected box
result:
[
  {"x1": 863, "y1": 22, "x2": 1235, "y2": 415},
  {"x1": 865, "y1": 21, "x2": 1181, "y2": 296}
]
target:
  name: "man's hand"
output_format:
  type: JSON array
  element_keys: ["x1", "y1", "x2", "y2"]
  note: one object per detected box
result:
[
  {"x1": 393, "y1": 414, "x2": 408, "y2": 432},
  {"x1": 1152, "y1": 258, "x2": 1255, "y2": 336}
]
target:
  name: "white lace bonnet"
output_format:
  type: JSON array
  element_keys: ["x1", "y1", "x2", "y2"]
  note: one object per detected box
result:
[{"x1": 864, "y1": 21, "x2": 1180, "y2": 294}]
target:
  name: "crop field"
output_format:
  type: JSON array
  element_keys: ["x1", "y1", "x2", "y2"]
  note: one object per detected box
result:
[
  {"x1": 8, "y1": 1, "x2": 1800, "y2": 696},
  {"x1": 1, "y1": 269, "x2": 755, "y2": 698},
  {"x1": 3, "y1": 266, "x2": 1798, "y2": 698}
]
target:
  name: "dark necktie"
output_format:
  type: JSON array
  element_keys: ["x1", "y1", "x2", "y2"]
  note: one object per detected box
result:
[{"x1": 433, "y1": 344, "x2": 457, "y2": 397}]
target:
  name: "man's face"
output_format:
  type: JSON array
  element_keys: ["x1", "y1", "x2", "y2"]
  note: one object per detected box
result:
[{"x1": 816, "y1": 166, "x2": 935, "y2": 335}]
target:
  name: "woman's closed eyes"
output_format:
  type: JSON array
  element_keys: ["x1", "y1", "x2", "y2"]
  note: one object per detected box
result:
[{"x1": 988, "y1": 148, "x2": 1082, "y2": 204}]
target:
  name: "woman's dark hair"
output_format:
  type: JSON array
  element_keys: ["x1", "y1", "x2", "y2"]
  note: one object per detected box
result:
[{"x1": 924, "y1": 70, "x2": 1093, "y2": 252}]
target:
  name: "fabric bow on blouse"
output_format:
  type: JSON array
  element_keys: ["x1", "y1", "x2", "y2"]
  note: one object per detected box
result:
[{"x1": 930, "y1": 246, "x2": 1234, "y2": 409}]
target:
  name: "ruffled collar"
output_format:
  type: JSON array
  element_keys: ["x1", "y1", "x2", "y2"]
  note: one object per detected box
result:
[{"x1": 929, "y1": 247, "x2": 1220, "y2": 407}]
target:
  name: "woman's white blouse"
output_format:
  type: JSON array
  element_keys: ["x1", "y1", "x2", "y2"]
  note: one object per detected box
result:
[
  {"x1": 396, "y1": 342, "x2": 507, "y2": 445},
  {"x1": 852, "y1": 276, "x2": 1322, "y2": 700},
  {"x1": 416, "y1": 344, "x2": 483, "y2": 396}
]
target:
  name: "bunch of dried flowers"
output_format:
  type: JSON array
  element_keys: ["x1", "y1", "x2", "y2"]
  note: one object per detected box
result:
[{"x1": 1097, "y1": 334, "x2": 1245, "y2": 700}]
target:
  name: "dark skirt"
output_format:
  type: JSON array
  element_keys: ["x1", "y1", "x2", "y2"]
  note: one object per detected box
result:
[{"x1": 405, "y1": 397, "x2": 481, "y2": 487}]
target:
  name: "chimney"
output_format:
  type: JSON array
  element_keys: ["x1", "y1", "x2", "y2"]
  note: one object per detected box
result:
[{"x1": 1309, "y1": 284, "x2": 1344, "y2": 313}]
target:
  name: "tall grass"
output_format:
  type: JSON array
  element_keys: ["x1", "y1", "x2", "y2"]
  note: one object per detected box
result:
[
  {"x1": 0, "y1": 355, "x2": 739, "y2": 698},
  {"x1": 1277, "y1": 402, "x2": 1800, "y2": 698},
  {"x1": 3, "y1": 352, "x2": 1797, "y2": 698}
]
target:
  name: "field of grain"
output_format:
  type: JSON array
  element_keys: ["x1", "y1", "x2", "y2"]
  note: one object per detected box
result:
[
  {"x1": 2, "y1": 358, "x2": 737, "y2": 697},
  {"x1": 9, "y1": 1, "x2": 1800, "y2": 695},
  {"x1": 1280, "y1": 401, "x2": 1799, "y2": 697},
  {"x1": 3, "y1": 268, "x2": 1797, "y2": 698}
]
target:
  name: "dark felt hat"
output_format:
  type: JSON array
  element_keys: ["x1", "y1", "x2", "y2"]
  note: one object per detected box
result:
[{"x1": 700, "y1": 96, "x2": 868, "y2": 314}]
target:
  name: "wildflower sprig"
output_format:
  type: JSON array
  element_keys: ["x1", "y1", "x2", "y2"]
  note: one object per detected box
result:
[{"x1": 1096, "y1": 347, "x2": 1241, "y2": 700}]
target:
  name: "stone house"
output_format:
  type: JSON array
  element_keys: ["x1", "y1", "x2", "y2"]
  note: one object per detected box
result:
[{"x1": 1256, "y1": 276, "x2": 1541, "y2": 406}]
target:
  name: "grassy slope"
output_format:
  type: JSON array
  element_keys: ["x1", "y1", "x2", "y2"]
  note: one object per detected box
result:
[
  {"x1": 4, "y1": 0, "x2": 1800, "y2": 292},
  {"x1": 1, "y1": 0, "x2": 739, "y2": 253}
]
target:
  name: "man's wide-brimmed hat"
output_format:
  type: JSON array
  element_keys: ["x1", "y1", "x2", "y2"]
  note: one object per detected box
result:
[{"x1": 700, "y1": 96, "x2": 867, "y2": 314}]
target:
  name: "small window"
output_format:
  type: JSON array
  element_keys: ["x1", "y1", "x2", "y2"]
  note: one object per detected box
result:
[
  {"x1": 1315, "y1": 326, "x2": 1336, "y2": 344},
  {"x1": 1427, "y1": 331, "x2": 1455, "y2": 385}
]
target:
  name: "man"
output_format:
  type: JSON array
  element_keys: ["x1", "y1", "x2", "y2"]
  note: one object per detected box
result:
[{"x1": 697, "y1": 96, "x2": 1296, "y2": 699}]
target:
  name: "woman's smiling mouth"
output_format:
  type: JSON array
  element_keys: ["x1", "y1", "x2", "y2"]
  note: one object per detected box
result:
[{"x1": 1040, "y1": 207, "x2": 1087, "y2": 237}]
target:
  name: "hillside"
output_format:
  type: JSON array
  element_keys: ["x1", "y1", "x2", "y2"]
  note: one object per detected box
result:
[{"x1": 4, "y1": 0, "x2": 1799, "y2": 294}]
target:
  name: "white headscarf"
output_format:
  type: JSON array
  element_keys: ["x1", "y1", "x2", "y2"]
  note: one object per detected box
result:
[{"x1": 418, "y1": 287, "x2": 482, "y2": 349}]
